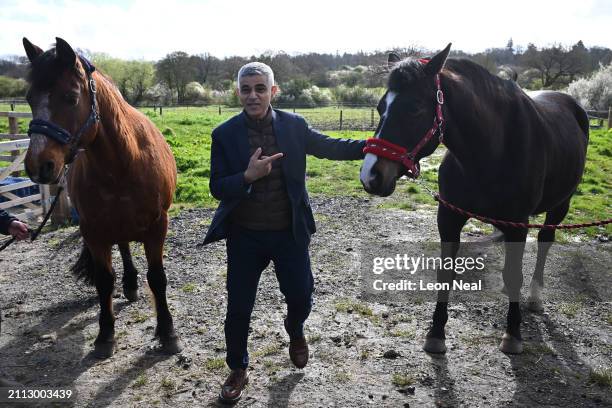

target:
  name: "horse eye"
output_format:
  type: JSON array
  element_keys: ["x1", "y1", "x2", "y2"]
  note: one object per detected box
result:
[{"x1": 64, "y1": 94, "x2": 79, "y2": 106}]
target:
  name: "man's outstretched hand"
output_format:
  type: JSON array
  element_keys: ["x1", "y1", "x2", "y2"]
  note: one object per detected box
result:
[{"x1": 243, "y1": 147, "x2": 283, "y2": 184}]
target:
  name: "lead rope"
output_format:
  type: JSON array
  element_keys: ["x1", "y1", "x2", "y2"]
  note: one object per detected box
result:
[
  {"x1": 0, "y1": 166, "x2": 69, "y2": 252},
  {"x1": 412, "y1": 177, "x2": 612, "y2": 230}
]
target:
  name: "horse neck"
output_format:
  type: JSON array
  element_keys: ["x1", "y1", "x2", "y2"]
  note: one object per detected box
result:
[
  {"x1": 85, "y1": 72, "x2": 140, "y2": 175},
  {"x1": 440, "y1": 72, "x2": 510, "y2": 171}
]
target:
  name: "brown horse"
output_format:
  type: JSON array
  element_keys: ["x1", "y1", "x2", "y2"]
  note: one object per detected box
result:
[{"x1": 22, "y1": 37, "x2": 180, "y2": 358}]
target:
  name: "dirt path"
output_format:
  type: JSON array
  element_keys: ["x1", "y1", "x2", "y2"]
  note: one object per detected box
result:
[{"x1": 0, "y1": 196, "x2": 610, "y2": 407}]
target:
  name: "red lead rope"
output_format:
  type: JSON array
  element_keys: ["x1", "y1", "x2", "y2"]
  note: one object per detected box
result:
[{"x1": 433, "y1": 193, "x2": 612, "y2": 230}]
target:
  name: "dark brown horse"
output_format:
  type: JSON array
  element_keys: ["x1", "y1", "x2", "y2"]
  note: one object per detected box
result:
[
  {"x1": 360, "y1": 44, "x2": 589, "y2": 354},
  {"x1": 22, "y1": 37, "x2": 180, "y2": 358}
]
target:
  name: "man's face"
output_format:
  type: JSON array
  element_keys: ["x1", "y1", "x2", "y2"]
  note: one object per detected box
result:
[{"x1": 237, "y1": 74, "x2": 278, "y2": 119}]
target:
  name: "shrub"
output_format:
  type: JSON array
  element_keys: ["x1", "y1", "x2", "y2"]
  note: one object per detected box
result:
[
  {"x1": 0, "y1": 75, "x2": 27, "y2": 98},
  {"x1": 327, "y1": 69, "x2": 363, "y2": 87},
  {"x1": 517, "y1": 68, "x2": 542, "y2": 90},
  {"x1": 331, "y1": 85, "x2": 382, "y2": 105},
  {"x1": 276, "y1": 84, "x2": 332, "y2": 107},
  {"x1": 566, "y1": 62, "x2": 612, "y2": 110},
  {"x1": 143, "y1": 83, "x2": 173, "y2": 105},
  {"x1": 302, "y1": 86, "x2": 332, "y2": 107},
  {"x1": 280, "y1": 78, "x2": 312, "y2": 99},
  {"x1": 218, "y1": 81, "x2": 240, "y2": 107},
  {"x1": 184, "y1": 81, "x2": 213, "y2": 105}
]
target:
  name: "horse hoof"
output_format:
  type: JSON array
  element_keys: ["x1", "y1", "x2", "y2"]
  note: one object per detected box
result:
[
  {"x1": 93, "y1": 340, "x2": 116, "y2": 359},
  {"x1": 499, "y1": 333, "x2": 523, "y2": 354},
  {"x1": 527, "y1": 297, "x2": 544, "y2": 313},
  {"x1": 160, "y1": 336, "x2": 182, "y2": 355},
  {"x1": 423, "y1": 337, "x2": 447, "y2": 354},
  {"x1": 123, "y1": 289, "x2": 139, "y2": 302}
]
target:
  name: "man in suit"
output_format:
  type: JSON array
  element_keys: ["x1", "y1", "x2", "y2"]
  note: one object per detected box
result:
[
  {"x1": 0, "y1": 209, "x2": 29, "y2": 387},
  {"x1": 203, "y1": 62, "x2": 365, "y2": 403}
]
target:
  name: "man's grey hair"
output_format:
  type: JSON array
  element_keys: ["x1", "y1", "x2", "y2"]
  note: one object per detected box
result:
[{"x1": 237, "y1": 62, "x2": 275, "y2": 88}]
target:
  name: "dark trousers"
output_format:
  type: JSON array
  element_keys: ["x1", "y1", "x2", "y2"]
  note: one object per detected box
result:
[{"x1": 225, "y1": 225, "x2": 314, "y2": 370}]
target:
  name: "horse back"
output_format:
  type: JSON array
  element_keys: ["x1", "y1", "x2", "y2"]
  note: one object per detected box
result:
[{"x1": 525, "y1": 91, "x2": 589, "y2": 212}]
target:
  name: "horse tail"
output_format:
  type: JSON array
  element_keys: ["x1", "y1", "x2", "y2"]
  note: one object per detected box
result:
[{"x1": 71, "y1": 244, "x2": 96, "y2": 286}]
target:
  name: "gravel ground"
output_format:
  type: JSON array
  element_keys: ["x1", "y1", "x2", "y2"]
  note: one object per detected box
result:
[{"x1": 0, "y1": 196, "x2": 610, "y2": 407}]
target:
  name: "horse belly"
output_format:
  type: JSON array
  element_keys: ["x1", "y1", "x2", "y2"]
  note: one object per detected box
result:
[{"x1": 74, "y1": 190, "x2": 164, "y2": 243}]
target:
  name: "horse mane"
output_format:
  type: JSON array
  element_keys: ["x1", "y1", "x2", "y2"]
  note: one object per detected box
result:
[
  {"x1": 444, "y1": 59, "x2": 519, "y2": 104},
  {"x1": 388, "y1": 57, "x2": 520, "y2": 107},
  {"x1": 92, "y1": 71, "x2": 142, "y2": 159}
]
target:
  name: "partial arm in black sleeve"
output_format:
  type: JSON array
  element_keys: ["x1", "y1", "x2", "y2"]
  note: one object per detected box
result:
[
  {"x1": 0, "y1": 209, "x2": 17, "y2": 235},
  {"x1": 303, "y1": 120, "x2": 366, "y2": 160}
]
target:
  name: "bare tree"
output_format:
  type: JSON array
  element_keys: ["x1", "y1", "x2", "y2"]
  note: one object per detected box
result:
[{"x1": 521, "y1": 43, "x2": 587, "y2": 88}]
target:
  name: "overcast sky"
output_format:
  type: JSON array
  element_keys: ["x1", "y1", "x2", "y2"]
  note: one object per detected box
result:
[{"x1": 1, "y1": 0, "x2": 611, "y2": 60}]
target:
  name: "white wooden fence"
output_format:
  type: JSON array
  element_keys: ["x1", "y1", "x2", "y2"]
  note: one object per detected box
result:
[{"x1": 0, "y1": 111, "x2": 69, "y2": 224}]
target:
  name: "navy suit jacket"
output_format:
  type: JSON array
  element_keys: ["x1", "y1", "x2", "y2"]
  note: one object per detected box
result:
[{"x1": 203, "y1": 109, "x2": 365, "y2": 248}]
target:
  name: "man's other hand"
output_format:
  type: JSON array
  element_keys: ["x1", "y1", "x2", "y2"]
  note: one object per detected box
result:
[
  {"x1": 243, "y1": 147, "x2": 283, "y2": 184},
  {"x1": 8, "y1": 220, "x2": 29, "y2": 241}
]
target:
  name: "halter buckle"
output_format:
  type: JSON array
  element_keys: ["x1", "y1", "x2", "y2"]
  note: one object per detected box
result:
[{"x1": 436, "y1": 89, "x2": 444, "y2": 105}]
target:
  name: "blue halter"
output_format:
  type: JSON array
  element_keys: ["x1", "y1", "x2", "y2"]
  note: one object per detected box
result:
[{"x1": 27, "y1": 55, "x2": 99, "y2": 163}]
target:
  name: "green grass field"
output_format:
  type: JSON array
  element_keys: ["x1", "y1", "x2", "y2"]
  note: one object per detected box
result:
[{"x1": 1, "y1": 104, "x2": 610, "y2": 236}]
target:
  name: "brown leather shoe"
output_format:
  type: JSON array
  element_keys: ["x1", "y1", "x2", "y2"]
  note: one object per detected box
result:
[
  {"x1": 219, "y1": 368, "x2": 248, "y2": 404},
  {"x1": 289, "y1": 336, "x2": 309, "y2": 368}
]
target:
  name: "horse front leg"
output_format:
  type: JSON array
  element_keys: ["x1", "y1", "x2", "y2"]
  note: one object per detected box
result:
[
  {"x1": 119, "y1": 242, "x2": 139, "y2": 302},
  {"x1": 144, "y1": 214, "x2": 181, "y2": 354},
  {"x1": 423, "y1": 205, "x2": 467, "y2": 353},
  {"x1": 89, "y1": 244, "x2": 116, "y2": 359},
  {"x1": 499, "y1": 227, "x2": 528, "y2": 354}
]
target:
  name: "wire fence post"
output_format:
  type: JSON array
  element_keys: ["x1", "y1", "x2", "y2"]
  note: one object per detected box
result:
[
  {"x1": 371, "y1": 109, "x2": 374, "y2": 128},
  {"x1": 219, "y1": 105, "x2": 221, "y2": 115},
  {"x1": 339, "y1": 109, "x2": 343, "y2": 131},
  {"x1": 608, "y1": 106, "x2": 611, "y2": 129}
]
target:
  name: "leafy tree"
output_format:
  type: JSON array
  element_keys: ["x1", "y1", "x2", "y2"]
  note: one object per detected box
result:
[
  {"x1": 128, "y1": 61, "x2": 153, "y2": 104},
  {"x1": 156, "y1": 51, "x2": 196, "y2": 104},
  {"x1": 92, "y1": 54, "x2": 155, "y2": 105}
]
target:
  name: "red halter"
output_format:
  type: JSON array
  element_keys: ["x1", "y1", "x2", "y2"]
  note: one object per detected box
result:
[{"x1": 363, "y1": 59, "x2": 445, "y2": 179}]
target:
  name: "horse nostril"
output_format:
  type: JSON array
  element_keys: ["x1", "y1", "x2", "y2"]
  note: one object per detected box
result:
[
  {"x1": 39, "y1": 161, "x2": 55, "y2": 182},
  {"x1": 370, "y1": 168, "x2": 381, "y2": 190}
]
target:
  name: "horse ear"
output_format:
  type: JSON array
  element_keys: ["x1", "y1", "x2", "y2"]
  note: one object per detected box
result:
[
  {"x1": 425, "y1": 43, "x2": 452, "y2": 76},
  {"x1": 55, "y1": 37, "x2": 76, "y2": 68},
  {"x1": 23, "y1": 37, "x2": 43, "y2": 62},
  {"x1": 388, "y1": 52, "x2": 401, "y2": 68}
]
